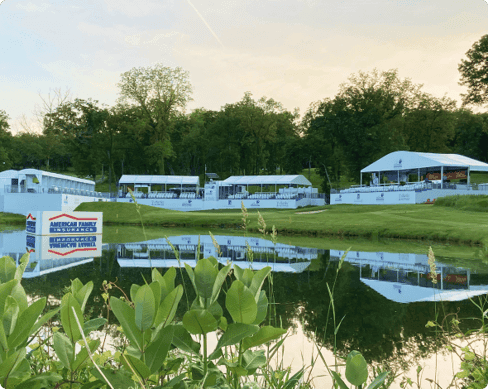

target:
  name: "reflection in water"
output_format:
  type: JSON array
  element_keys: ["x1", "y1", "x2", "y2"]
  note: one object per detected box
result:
[
  {"x1": 330, "y1": 250, "x2": 488, "y2": 303},
  {"x1": 2, "y1": 229, "x2": 488, "y2": 373},
  {"x1": 0, "y1": 230, "x2": 103, "y2": 277},
  {"x1": 117, "y1": 235, "x2": 322, "y2": 273}
]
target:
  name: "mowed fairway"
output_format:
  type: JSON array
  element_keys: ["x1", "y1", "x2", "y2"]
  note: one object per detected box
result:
[{"x1": 74, "y1": 202, "x2": 488, "y2": 246}]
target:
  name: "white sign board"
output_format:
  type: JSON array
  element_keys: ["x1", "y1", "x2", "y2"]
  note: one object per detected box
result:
[{"x1": 26, "y1": 211, "x2": 103, "y2": 235}]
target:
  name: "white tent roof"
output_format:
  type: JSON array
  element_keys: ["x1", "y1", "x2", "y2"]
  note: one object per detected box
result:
[
  {"x1": 119, "y1": 175, "x2": 200, "y2": 186},
  {"x1": 361, "y1": 278, "x2": 488, "y2": 303},
  {"x1": 14, "y1": 169, "x2": 95, "y2": 185},
  {"x1": 0, "y1": 170, "x2": 19, "y2": 178},
  {"x1": 222, "y1": 175, "x2": 312, "y2": 186},
  {"x1": 361, "y1": 151, "x2": 488, "y2": 173}
]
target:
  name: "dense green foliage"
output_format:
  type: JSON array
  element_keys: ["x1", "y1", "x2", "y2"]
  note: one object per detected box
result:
[
  {"x1": 458, "y1": 34, "x2": 488, "y2": 106},
  {"x1": 434, "y1": 195, "x2": 488, "y2": 212}
]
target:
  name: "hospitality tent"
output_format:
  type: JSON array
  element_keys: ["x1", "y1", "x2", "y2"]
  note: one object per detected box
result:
[
  {"x1": 360, "y1": 151, "x2": 488, "y2": 188},
  {"x1": 222, "y1": 175, "x2": 312, "y2": 193},
  {"x1": 118, "y1": 175, "x2": 200, "y2": 193}
]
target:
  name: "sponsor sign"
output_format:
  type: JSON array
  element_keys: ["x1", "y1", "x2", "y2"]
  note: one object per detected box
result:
[
  {"x1": 251, "y1": 200, "x2": 261, "y2": 207},
  {"x1": 393, "y1": 158, "x2": 402, "y2": 168},
  {"x1": 334, "y1": 195, "x2": 342, "y2": 202},
  {"x1": 399, "y1": 193, "x2": 410, "y2": 201},
  {"x1": 26, "y1": 213, "x2": 36, "y2": 233},
  {"x1": 151, "y1": 200, "x2": 165, "y2": 207},
  {"x1": 27, "y1": 211, "x2": 103, "y2": 235},
  {"x1": 354, "y1": 193, "x2": 362, "y2": 203},
  {"x1": 26, "y1": 234, "x2": 102, "y2": 260},
  {"x1": 276, "y1": 201, "x2": 289, "y2": 207},
  {"x1": 376, "y1": 193, "x2": 385, "y2": 201},
  {"x1": 182, "y1": 200, "x2": 193, "y2": 207}
]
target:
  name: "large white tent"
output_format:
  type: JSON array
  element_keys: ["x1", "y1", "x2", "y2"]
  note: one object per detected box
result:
[{"x1": 360, "y1": 151, "x2": 488, "y2": 188}]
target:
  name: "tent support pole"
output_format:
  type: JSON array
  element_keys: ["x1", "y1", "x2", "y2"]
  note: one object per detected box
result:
[
  {"x1": 360, "y1": 173, "x2": 362, "y2": 187},
  {"x1": 441, "y1": 166, "x2": 444, "y2": 189},
  {"x1": 418, "y1": 168, "x2": 420, "y2": 182},
  {"x1": 468, "y1": 166, "x2": 470, "y2": 187}
]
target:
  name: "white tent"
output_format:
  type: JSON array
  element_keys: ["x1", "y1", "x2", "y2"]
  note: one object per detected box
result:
[
  {"x1": 119, "y1": 175, "x2": 200, "y2": 186},
  {"x1": 360, "y1": 151, "x2": 488, "y2": 188},
  {"x1": 222, "y1": 175, "x2": 312, "y2": 186}
]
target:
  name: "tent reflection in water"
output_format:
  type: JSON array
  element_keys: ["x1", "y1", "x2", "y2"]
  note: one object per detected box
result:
[
  {"x1": 330, "y1": 249, "x2": 488, "y2": 303},
  {"x1": 117, "y1": 235, "x2": 322, "y2": 273}
]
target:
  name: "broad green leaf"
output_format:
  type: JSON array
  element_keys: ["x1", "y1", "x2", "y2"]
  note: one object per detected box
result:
[
  {"x1": 161, "y1": 267, "x2": 176, "y2": 297},
  {"x1": 219, "y1": 316, "x2": 228, "y2": 331},
  {"x1": 253, "y1": 290, "x2": 268, "y2": 325},
  {"x1": 120, "y1": 353, "x2": 151, "y2": 380},
  {"x1": 209, "y1": 323, "x2": 259, "y2": 360},
  {"x1": 210, "y1": 264, "x2": 231, "y2": 305},
  {"x1": 31, "y1": 307, "x2": 60, "y2": 336},
  {"x1": 0, "y1": 319, "x2": 8, "y2": 353},
  {"x1": 91, "y1": 366, "x2": 135, "y2": 389},
  {"x1": 249, "y1": 267, "x2": 271, "y2": 300},
  {"x1": 241, "y1": 268, "x2": 254, "y2": 288},
  {"x1": 83, "y1": 318, "x2": 107, "y2": 336},
  {"x1": 367, "y1": 371, "x2": 390, "y2": 389},
  {"x1": 0, "y1": 348, "x2": 26, "y2": 381},
  {"x1": 345, "y1": 350, "x2": 368, "y2": 387},
  {"x1": 53, "y1": 332, "x2": 74, "y2": 370},
  {"x1": 182, "y1": 309, "x2": 218, "y2": 335},
  {"x1": 241, "y1": 349, "x2": 266, "y2": 374},
  {"x1": 194, "y1": 258, "x2": 218, "y2": 300},
  {"x1": 3, "y1": 296, "x2": 19, "y2": 336},
  {"x1": 153, "y1": 285, "x2": 183, "y2": 337},
  {"x1": 8, "y1": 297, "x2": 46, "y2": 349},
  {"x1": 60, "y1": 293, "x2": 84, "y2": 343},
  {"x1": 14, "y1": 253, "x2": 30, "y2": 282},
  {"x1": 109, "y1": 297, "x2": 143, "y2": 351},
  {"x1": 71, "y1": 278, "x2": 83, "y2": 295},
  {"x1": 233, "y1": 264, "x2": 244, "y2": 282},
  {"x1": 0, "y1": 256, "x2": 16, "y2": 283},
  {"x1": 226, "y1": 280, "x2": 257, "y2": 324},
  {"x1": 184, "y1": 263, "x2": 198, "y2": 295},
  {"x1": 130, "y1": 284, "x2": 140, "y2": 303},
  {"x1": 242, "y1": 326, "x2": 287, "y2": 351},
  {"x1": 74, "y1": 281, "x2": 94, "y2": 312},
  {"x1": 15, "y1": 372, "x2": 63, "y2": 389},
  {"x1": 331, "y1": 371, "x2": 349, "y2": 389},
  {"x1": 149, "y1": 281, "x2": 161, "y2": 316},
  {"x1": 72, "y1": 339, "x2": 100, "y2": 372},
  {"x1": 145, "y1": 325, "x2": 175, "y2": 374},
  {"x1": 0, "y1": 279, "x2": 17, "y2": 317},
  {"x1": 134, "y1": 284, "x2": 155, "y2": 332},
  {"x1": 172, "y1": 324, "x2": 200, "y2": 354},
  {"x1": 10, "y1": 283, "x2": 28, "y2": 315}
]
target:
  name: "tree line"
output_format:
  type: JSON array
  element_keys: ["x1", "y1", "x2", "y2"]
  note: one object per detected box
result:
[{"x1": 1, "y1": 35, "x2": 487, "y2": 192}]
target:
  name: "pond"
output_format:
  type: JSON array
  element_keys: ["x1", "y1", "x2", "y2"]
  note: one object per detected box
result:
[{"x1": 1, "y1": 226, "x2": 488, "y2": 388}]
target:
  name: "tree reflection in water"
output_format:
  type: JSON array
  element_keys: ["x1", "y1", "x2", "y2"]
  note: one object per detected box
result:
[{"x1": 22, "y1": 248, "x2": 486, "y2": 377}]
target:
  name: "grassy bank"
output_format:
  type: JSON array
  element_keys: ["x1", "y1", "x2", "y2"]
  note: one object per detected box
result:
[
  {"x1": 75, "y1": 201, "x2": 488, "y2": 246},
  {"x1": 0, "y1": 212, "x2": 25, "y2": 225}
]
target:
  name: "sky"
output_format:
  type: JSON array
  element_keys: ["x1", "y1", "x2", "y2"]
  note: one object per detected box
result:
[{"x1": 1, "y1": 0, "x2": 487, "y2": 134}]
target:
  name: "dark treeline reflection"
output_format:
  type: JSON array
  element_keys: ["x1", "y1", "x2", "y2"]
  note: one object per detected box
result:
[{"x1": 23, "y1": 249, "x2": 485, "y2": 368}]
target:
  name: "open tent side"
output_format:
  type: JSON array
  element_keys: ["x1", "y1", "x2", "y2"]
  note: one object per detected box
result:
[{"x1": 360, "y1": 151, "x2": 488, "y2": 188}]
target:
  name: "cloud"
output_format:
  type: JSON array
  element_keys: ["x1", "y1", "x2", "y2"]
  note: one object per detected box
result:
[{"x1": 104, "y1": 0, "x2": 173, "y2": 17}]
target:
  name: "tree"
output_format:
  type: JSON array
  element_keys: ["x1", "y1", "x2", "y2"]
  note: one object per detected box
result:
[
  {"x1": 0, "y1": 110, "x2": 14, "y2": 171},
  {"x1": 459, "y1": 34, "x2": 488, "y2": 106},
  {"x1": 44, "y1": 99, "x2": 107, "y2": 179},
  {"x1": 117, "y1": 64, "x2": 193, "y2": 174}
]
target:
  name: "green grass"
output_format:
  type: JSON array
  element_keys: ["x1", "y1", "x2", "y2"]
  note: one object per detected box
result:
[
  {"x1": 0, "y1": 212, "x2": 25, "y2": 225},
  {"x1": 75, "y1": 201, "x2": 488, "y2": 246},
  {"x1": 434, "y1": 194, "x2": 488, "y2": 212}
]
